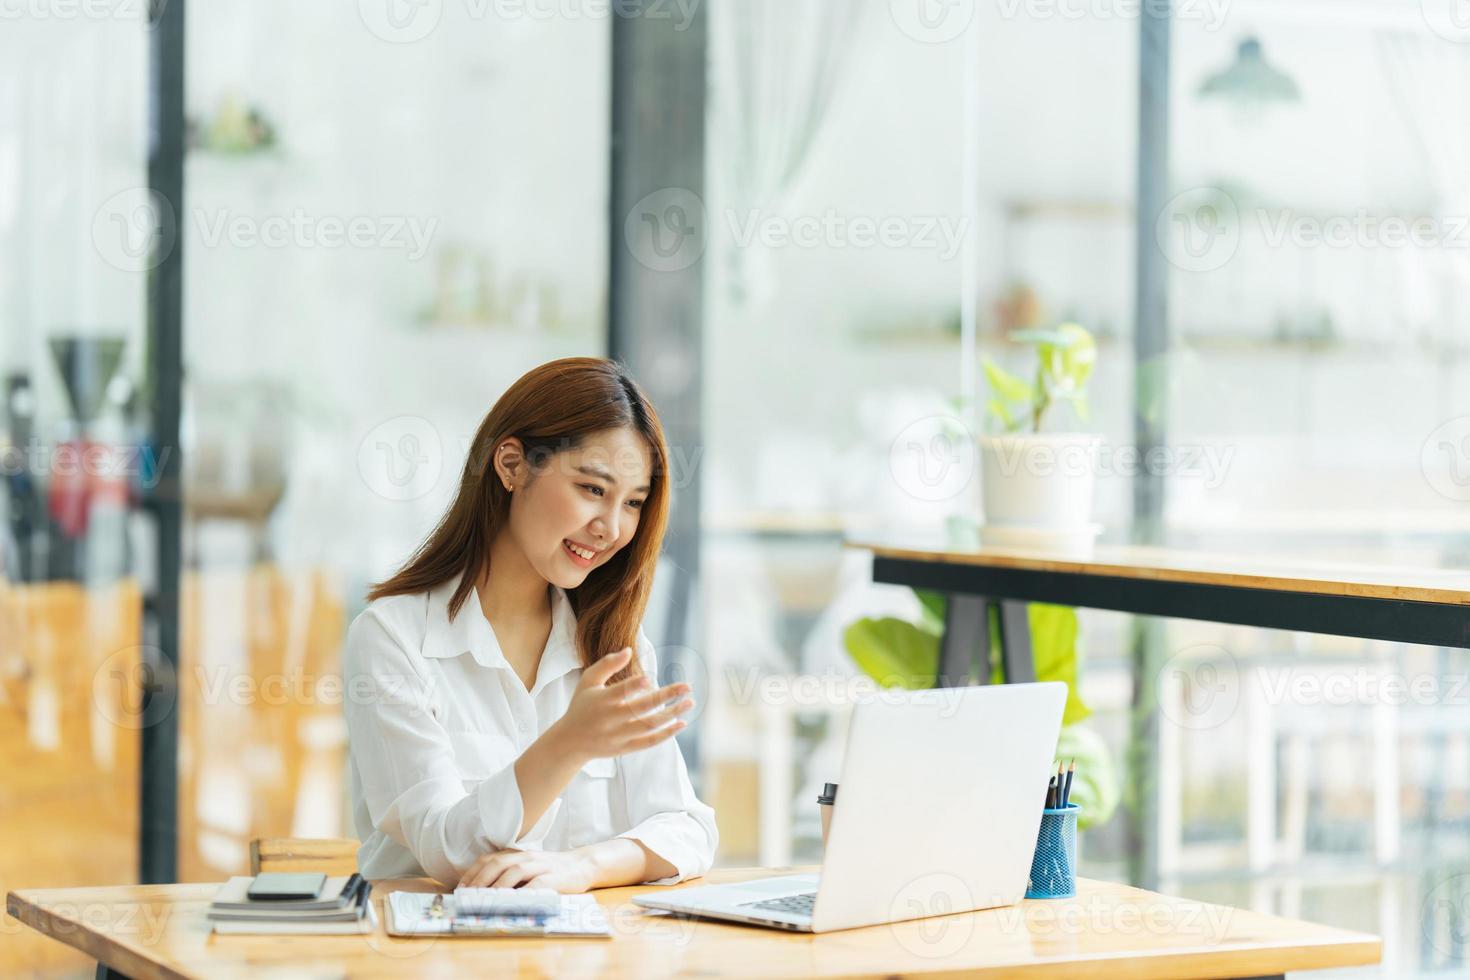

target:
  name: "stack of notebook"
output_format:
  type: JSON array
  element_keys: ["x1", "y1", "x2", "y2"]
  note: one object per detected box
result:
[{"x1": 208, "y1": 874, "x2": 376, "y2": 935}]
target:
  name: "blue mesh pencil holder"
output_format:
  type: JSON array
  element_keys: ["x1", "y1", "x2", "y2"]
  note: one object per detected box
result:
[{"x1": 1026, "y1": 804, "x2": 1080, "y2": 899}]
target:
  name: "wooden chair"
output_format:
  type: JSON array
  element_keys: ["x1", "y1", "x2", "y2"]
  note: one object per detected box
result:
[{"x1": 249, "y1": 837, "x2": 359, "y2": 876}]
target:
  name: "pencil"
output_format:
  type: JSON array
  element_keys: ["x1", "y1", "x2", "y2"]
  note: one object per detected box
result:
[{"x1": 1061, "y1": 759, "x2": 1075, "y2": 807}]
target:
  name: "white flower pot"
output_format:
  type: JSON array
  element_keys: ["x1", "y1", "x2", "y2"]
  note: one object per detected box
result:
[{"x1": 979, "y1": 433, "x2": 1101, "y2": 531}]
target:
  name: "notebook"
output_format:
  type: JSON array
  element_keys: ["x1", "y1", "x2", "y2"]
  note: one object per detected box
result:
[
  {"x1": 211, "y1": 903, "x2": 378, "y2": 936},
  {"x1": 208, "y1": 874, "x2": 374, "y2": 934},
  {"x1": 210, "y1": 874, "x2": 364, "y2": 913},
  {"x1": 385, "y1": 891, "x2": 611, "y2": 938}
]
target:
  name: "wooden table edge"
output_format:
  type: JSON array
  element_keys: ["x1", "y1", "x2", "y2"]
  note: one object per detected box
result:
[
  {"x1": 7, "y1": 887, "x2": 191, "y2": 980},
  {"x1": 6, "y1": 873, "x2": 1386, "y2": 980},
  {"x1": 846, "y1": 538, "x2": 1470, "y2": 607}
]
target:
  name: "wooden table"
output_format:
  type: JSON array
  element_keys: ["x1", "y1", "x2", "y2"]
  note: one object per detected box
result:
[
  {"x1": 7, "y1": 867, "x2": 1380, "y2": 979},
  {"x1": 851, "y1": 539, "x2": 1470, "y2": 683}
]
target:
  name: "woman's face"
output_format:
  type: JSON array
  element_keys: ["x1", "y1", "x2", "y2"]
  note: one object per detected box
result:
[{"x1": 506, "y1": 427, "x2": 653, "y2": 590}]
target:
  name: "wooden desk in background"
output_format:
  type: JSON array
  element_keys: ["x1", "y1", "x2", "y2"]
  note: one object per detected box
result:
[
  {"x1": 8, "y1": 867, "x2": 1380, "y2": 979},
  {"x1": 851, "y1": 539, "x2": 1470, "y2": 684}
]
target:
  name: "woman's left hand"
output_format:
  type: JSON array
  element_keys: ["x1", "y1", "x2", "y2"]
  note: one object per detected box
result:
[{"x1": 457, "y1": 848, "x2": 595, "y2": 892}]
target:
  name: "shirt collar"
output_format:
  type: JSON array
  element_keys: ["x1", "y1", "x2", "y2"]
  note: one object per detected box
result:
[{"x1": 421, "y1": 578, "x2": 582, "y2": 689}]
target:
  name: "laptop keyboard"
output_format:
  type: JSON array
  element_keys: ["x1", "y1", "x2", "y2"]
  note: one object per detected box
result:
[{"x1": 741, "y1": 892, "x2": 816, "y2": 917}]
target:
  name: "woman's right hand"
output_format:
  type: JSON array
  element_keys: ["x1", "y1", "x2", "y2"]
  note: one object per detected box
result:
[{"x1": 548, "y1": 647, "x2": 693, "y2": 763}]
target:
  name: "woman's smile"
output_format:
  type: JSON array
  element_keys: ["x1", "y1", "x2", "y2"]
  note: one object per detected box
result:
[{"x1": 562, "y1": 538, "x2": 602, "y2": 568}]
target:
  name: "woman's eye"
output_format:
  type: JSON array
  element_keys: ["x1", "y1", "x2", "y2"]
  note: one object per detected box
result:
[
  {"x1": 580, "y1": 484, "x2": 604, "y2": 497},
  {"x1": 627, "y1": 499, "x2": 644, "y2": 511}
]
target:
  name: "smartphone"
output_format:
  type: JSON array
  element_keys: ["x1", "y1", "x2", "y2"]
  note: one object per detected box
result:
[{"x1": 247, "y1": 872, "x2": 327, "y2": 901}]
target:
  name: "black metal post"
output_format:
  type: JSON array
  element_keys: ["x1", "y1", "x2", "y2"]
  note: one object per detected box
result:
[
  {"x1": 1128, "y1": 0, "x2": 1171, "y2": 891},
  {"x1": 141, "y1": 0, "x2": 185, "y2": 885},
  {"x1": 608, "y1": 6, "x2": 707, "y2": 772}
]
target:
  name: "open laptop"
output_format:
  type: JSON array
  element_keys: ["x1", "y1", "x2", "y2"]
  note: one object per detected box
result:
[{"x1": 634, "y1": 682, "x2": 1066, "y2": 933}]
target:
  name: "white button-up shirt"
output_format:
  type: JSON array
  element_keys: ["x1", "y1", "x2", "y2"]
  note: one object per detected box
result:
[{"x1": 342, "y1": 578, "x2": 718, "y2": 886}]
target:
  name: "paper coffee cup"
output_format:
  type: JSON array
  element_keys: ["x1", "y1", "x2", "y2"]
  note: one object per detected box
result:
[{"x1": 817, "y1": 782, "x2": 838, "y2": 846}]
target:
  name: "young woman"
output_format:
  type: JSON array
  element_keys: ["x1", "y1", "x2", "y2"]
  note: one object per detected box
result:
[{"x1": 343, "y1": 357, "x2": 717, "y2": 891}]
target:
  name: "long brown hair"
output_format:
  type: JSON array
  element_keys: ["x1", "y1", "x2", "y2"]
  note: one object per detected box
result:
[{"x1": 366, "y1": 357, "x2": 669, "y2": 676}]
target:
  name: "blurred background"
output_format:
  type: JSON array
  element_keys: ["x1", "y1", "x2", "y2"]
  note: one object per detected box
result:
[{"x1": 3, "y1": 0, "x2": 1470, "y2": 975}]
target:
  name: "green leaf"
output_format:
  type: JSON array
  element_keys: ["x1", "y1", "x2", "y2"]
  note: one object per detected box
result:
[
  {"x1": 1055, "y1": 724, "x2": 1120, "y2": 830},
  {"x1": 985, "y1": 603, "x2": 1090, "y2": 726},
  {"x1": 914, "y1": 590, "x2": 947, "y2": 634},
  {"x1": 1030, "y1": 604, "x2": 1091, "y2": 725},
  {"x1": 1071, "y1": 393, "x2": 1091, "y2": 424},
  {"x1": 982, "y1": 356, "x2": 1033, "y2": 404},
  {"x1": 842, "y1": 617, "x2": 938, "y2": 689}
]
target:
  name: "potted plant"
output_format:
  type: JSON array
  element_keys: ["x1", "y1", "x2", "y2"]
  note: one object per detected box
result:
[{"x1": 979, "y1": 323, "x2": 1100, "y2": 552}]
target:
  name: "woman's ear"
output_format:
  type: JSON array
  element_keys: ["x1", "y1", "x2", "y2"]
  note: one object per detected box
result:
[{"x1": 493, "y1": 437, "x2": 526, "y2": 492}]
